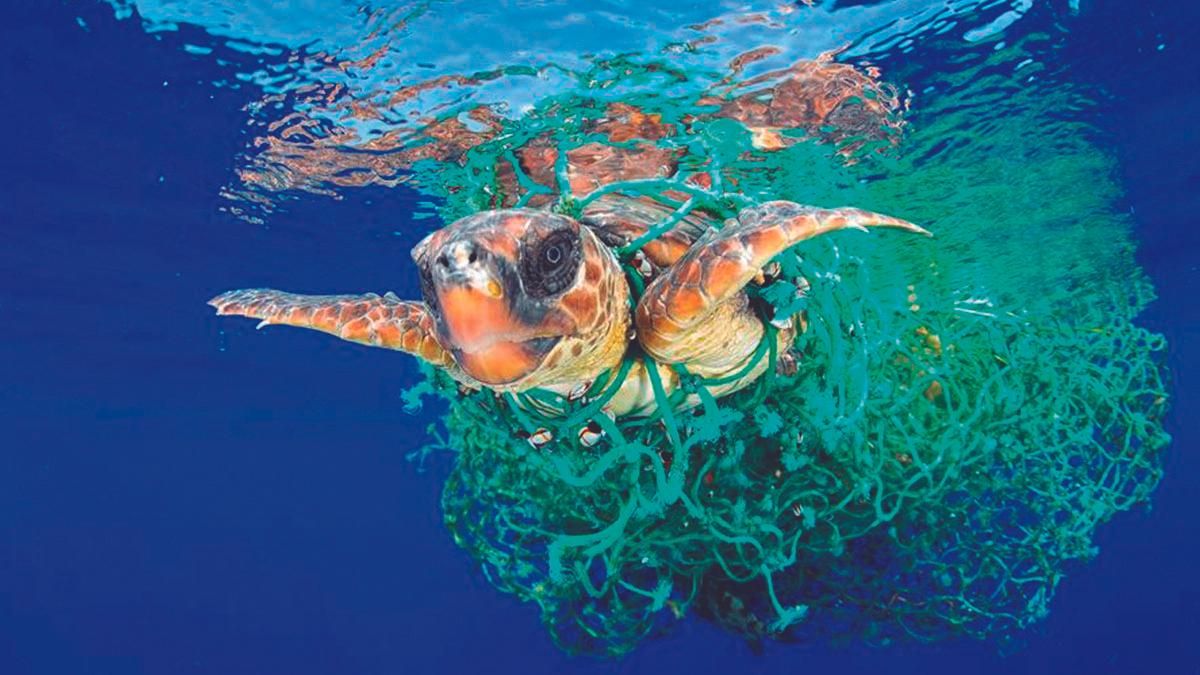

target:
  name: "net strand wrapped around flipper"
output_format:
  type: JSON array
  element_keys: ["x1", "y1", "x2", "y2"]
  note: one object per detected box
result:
[{"x1": 403, "y1": 95, "x2": 1170, "y2": 657}]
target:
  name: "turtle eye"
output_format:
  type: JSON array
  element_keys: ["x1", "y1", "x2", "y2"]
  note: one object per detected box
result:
[{"x1": 522, "y1": 229, "x2": 580, "y2": 298}]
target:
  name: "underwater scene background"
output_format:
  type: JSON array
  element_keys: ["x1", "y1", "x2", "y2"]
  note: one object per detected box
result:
[{"x1": 2, "y1": 1, "x2": 1197, "y2": 673}]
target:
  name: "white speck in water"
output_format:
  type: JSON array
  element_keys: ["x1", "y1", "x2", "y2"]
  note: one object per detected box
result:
[{"x1": 964, "y1": 0, "x2": 1032, "y2": 42}]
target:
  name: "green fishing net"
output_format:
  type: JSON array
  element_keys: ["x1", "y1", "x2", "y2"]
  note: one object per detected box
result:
[{"x1": 400, "y1": 51, "x2": 1171, "y2": 656}]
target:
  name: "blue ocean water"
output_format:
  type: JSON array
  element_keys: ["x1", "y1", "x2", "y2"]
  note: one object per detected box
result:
[{"x1": 2, "y1": 1, "x2": 1197, "y2": 674}]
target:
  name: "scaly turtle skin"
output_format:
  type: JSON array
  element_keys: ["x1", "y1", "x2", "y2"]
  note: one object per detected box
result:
[{"x1": 210, "y1": 195, "x2": 927, "y2": 418}]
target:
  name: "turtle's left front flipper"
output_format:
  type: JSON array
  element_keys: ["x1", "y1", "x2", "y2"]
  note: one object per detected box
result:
[
  {"x1": 209, "y1": 289, "x2": 454, "y2": 367},
  {"x1": 635, "y1": 201, "x2": 929, "y2": 368}
]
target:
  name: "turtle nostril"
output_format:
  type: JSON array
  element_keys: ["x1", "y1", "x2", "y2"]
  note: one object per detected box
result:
[{"x1": 440, "y1": 241, "x2": 482, "y2": 272}]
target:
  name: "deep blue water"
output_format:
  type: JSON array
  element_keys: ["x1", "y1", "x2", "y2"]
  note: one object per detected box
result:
[{"x1": 2, "y1": 2, "x2": 1198, "y2": 674}]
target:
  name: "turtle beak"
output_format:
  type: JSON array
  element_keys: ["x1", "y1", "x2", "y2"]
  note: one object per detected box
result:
[
  {"x1": 433, "y1": 240, "x2": 513, "y2": 349},
  {"x1": 453, "y1": 336, "x2": 560, "y2": 385},
  {"x1": 431, "y1": 239, "x2": 560, "y2": 385}
]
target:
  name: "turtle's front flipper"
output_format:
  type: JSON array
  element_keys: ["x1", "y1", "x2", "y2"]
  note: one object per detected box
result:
[
  {"x1": 636, "y1": 201, "x2": 928, "y2": 368},
  {"x1": 209, "y1": 289, "x2": 454, "y2": 367}
]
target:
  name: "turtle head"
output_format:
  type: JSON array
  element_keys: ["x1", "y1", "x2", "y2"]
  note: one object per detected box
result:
[{"x1": 412, "y1": 209, "x2": 629, "y2": 389}]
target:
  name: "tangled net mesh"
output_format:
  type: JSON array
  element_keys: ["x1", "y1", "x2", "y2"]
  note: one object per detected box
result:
[{"x1": 398, "y1": 69, "x2": 1170, "y2": 656}]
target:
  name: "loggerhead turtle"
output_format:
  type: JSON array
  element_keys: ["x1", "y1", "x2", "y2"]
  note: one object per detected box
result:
[{"x1": 209, "y1": 195, "x2": 927, "y2": 420}]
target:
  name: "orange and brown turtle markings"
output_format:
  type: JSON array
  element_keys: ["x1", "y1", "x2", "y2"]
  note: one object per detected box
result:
[
  {"x1": 208, "y1": 289, "x2": 453, "y2": 367},
  {"x1": 637, "y1": 201, "x2": 929, "y2": 367},
  {"x1": 457, "y1": 339, "x2": 551, "y2": 385},
  {"x1": 211, "y1": 200, "x2": 925, "y2": 417}
]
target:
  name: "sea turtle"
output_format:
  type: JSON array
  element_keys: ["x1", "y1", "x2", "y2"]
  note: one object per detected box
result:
[{"x1": 209, "y1": 195, "x2": 927, "y2": 419}]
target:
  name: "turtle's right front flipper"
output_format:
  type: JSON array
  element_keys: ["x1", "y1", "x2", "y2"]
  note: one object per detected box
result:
[
  {"x1": 208, "y1": 289, "x2": 454, "y2": 367},
  {"x1": 636, "y1": 201, "x2": 929, "y2": 369}
]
